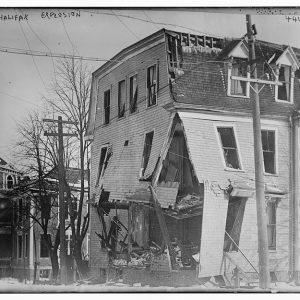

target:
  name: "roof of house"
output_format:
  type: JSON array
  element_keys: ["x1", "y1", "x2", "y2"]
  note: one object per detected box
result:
[{"x1": 170, "y1": 38, "x2": 300, "y2": 118}]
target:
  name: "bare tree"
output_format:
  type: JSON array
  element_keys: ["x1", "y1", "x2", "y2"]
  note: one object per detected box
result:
[
  {"x1": 13, "y1": 112, "x2": 62, "y2": 281},
  {"x1": 45, "y1": 58, "x2": 91, "y2": 277}
]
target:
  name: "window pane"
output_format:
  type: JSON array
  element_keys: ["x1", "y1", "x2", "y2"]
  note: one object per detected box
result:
[
  {"x1": 96, "y1": 147, "x2": 108, "y2": 185},
  {"x1": 218, "y1": 128, "x2": 236, "y2": 148},
  {"x1": 141, "y1": 131, "x2": 154, "y2": 176},
  {"x1": 147, "y1": 66, "x2": 157, "y2": 107},
  {"x1": 18, "y1": 236, "x2": 22, "y2": 258},
  {"x1": 261, "y1": 130, "x2": 276, "y2": 174},
  {"x1": 263, "y1": 152, "x2": 275, "y2": 174},
  {"x1": 217, "y1": 127, "x2": 241, "y2": 170},
  {"x1": 104, "y1": 90, "x2": 110, "y2": 124},
  {"x1": 118, "y1": 80, "x2": 126, "y2": 118},
  {"x1": 267, "y1": 202, "x2": 276, "y2": 250},
  {"x1": 130, "y1": 75, "x2": 138, "y2": 113},
  {"x1": 230, "y1": 61, "x2": 248, "y2": 96},
  {"x1": 278, "y1": 65, "x2": 291, "y2": 101},
  {"x1": 40, "y1": 235, "x2": 50, "y2": 258}
]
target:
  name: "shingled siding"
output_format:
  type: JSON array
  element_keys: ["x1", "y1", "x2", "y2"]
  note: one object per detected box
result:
[
  {"x1": 89, "y1": 41, "x2": 174, "y2": 278},
  {"x1": 172, "y1": 47, "x2": 300, "y2": 117},
  {"x1": 179, "y1": 112, "x2": 290, "y2": 279}
]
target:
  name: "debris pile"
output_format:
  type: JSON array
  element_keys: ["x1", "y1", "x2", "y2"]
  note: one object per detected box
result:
[{"x1": 175, "y1": 194, "x2": 203, "y2": 212}]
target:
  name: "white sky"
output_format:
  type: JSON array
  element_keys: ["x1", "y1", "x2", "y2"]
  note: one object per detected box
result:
[{"x1": 1, "y1": 7, "x2": 300, "y2": 164}]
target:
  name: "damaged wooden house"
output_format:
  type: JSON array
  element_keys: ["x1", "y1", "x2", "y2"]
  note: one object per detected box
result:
[{"x1": 86, "y1": 28, "x2": 300, "y2": 285}]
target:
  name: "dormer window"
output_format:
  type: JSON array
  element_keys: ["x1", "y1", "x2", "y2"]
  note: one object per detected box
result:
[
  {"x1": 228, "y1": 58, "x2": 250, "y2": 98},
  {"x1": 275, "y1": 64, "x2": 292, "y2": 102},
  {"x1": 225, "y1": 40, "x2": 250, "y2": 98},
  {"x1": 274, "y1": 46, "x2": 300, "y2": 103}
]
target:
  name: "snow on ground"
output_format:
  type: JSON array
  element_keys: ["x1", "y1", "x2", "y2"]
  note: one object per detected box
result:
[{"x1": 1, "y1": 277, "x2": 300, "y2": 293}]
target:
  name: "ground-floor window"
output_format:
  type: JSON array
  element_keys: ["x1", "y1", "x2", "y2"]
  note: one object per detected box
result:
[
  {"x1": 267, "y1": 200, "x2": 277, "y2": 250},
  {"x1": 40, "y1": 234, "x2": 50, "y2": 258}
]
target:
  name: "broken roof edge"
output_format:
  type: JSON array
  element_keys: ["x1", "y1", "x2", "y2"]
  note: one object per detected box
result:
[{"x1": 163, "y1": 101, "x2": 291, "y2": 122}]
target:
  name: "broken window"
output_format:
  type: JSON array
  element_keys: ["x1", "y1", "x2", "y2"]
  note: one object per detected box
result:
[
  {"x1": 224, "y1": 197, "x2": 247, "y2": 252},
  {"x1": 96, "y1": 145, "x2": 109, "y2": 186},
  {"x1": 261, "y1": 130, "x2": 276, "y2": 174},
  {"x1": 141, "y1": 131, "x2": 154, "y2": 177},
  {"x1": 147, "y1": 65, "x2": 158, "y2": 107},
  {"x1": 167, "y1": 34, "x2": 182, "y2": 68},
  {"x1": 277, "y1": 65, "x2": 291, "y2": 101},
  {"x1": 103, "y1": 89, "x2": 110, "y2": 125},
  {"x1": 229, "y1": 59, "x2": 249, "y2": 97},
  {"x1": 267, "y1": 200, "x2": 277, "y2": 250},
  {"x1": 118, "y1": 80, "x2": 126, "y2": 118},
  {"x1": 217, "y1": 127, "x2": 241, "y2": 170},
  {"x1": 129, "y1": 75, "x2": 138, "y2": 113}
]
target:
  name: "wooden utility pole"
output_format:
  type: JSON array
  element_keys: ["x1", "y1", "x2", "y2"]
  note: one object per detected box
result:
[
  {"x1": 246, "y1": 14, "x2": 270, "y2": 289},
  {"x1": 44, "y1": 116, "x2": 77, "y2": 285}
]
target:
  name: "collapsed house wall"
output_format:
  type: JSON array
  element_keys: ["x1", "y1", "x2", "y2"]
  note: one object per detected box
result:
[
  {"x1": 178, "y1": 111, "x2": 291, "y2": 280},
  {"x1": 89, "y1": 40, "x2": 175, "y2": 278}
]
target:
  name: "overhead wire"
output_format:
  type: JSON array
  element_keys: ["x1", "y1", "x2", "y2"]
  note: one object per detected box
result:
[
  {"x1": 0, "y1": 45, "x2": 229, "y2": 65},
  {"x1": 57, "y1": 8, "x2": 80, "y2": 56},
  {"x1": 17, "y1": 16, "x2": 47, "y2": 89},
  {"x1": 79, "y1": 9, "x2": 224, "y2": 39},
  {"x1": 19, "y1": 8, "x2": 58, "y2": 84},
  {"x1": 111, "y1": 9, "x2": 140, "y2": 41}
]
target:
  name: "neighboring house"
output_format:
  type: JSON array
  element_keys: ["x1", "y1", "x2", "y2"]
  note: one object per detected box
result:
[
  {"x1": 11, "y1": 168, "x2": 89, "y2": 282},
  {"x1": 86, "y1": 28, "x2": 300, "y2": 285},
  {"x1": 0, "y1": 157, "x2": 21, "y2": 277}
]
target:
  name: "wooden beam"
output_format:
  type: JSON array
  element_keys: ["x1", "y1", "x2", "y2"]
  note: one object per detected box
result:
[
  {"x1": 231, "y1": 76, "x2": 283, "y2": 86},
  {"x1": 149, "y1": 186, "x2": 177, "y2": 270}
]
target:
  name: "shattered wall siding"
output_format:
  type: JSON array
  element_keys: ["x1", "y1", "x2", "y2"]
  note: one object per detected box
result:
[
  {"x1": 89, "y1": 41, "x2": 174, "y2": 277},
  {"x1": 179, "y1": 112, "x2": 290, "y2": 278}
]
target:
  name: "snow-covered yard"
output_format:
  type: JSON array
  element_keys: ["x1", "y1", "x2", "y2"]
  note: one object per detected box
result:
[{"x1": 1, "y1": 277, "x2": 300, "y2": 293}]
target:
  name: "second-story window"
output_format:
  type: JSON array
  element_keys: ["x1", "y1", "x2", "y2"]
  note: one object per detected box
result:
[
  {"x1": 261, "y1": 130, "x2": 276, "y2": 174},
  {"x1": 118, "y1": 80, "x2": 126, "y2": 118},
  {"x1": 228, "y1": 59, "x2": 250, "y2": 97},
  {"x1": 103, "y1": 90, "x2": 110, "y2": 125},
  {"x1": 276, "y1": 64, "x2": 292, "y2": 102},
  {"x1": 129, "y1": 75, "x2": 138, "y2": 113},
  {"x1": 147, "y1": 65, "x2": 158, "y2": 107},
  {"x1": 217, "y1": 127, "x2": 241, "y2": 170}
]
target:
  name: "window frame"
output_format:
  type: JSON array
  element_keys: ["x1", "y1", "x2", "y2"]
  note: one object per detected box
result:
[
  {"x1": 6, "y1": 175, "x2": 14, "y2": 189},
  {"x1": 129, "y1": 74, "x2": 138, "y2": 114},
  {"x1": 95, "y1": 144, "x2": 109, "y2": 187},
  {"x1": 40, "y1": 234, "x2": 51, "y2": 258},
  {"x1": 103, "y1": 89, "x2": 111, "y2": 125},
  {"x1": 146, "y1": 64, "x2": 159, "y2": 108},
  {"x1": 215, "y1": 124, "x2": 243, "y2": 171},
  {"x1": 261, "y1": 127, "x2": 278, "y2": 175},
  {"x1": 24, "y1": 233, "x2": 28, "y2": 258},
  {"x1": 266, "y1": 199, "x2": 277, "y2": 251},
  {"x1": 118, "y1": 79, "x2": 126, "y2": 119},
  {"x1": 227, "y1": 59, "x2": 250, "y2": 98},
  {"x1": 275, "y1": 64, "x2": 294, "y2": 104},
  {"x1": 140, "y1": 130, "x2": 155, "y2": 178},
  {"x1": 17, "y1": 235, "x2": 23, "y2": 259}
]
